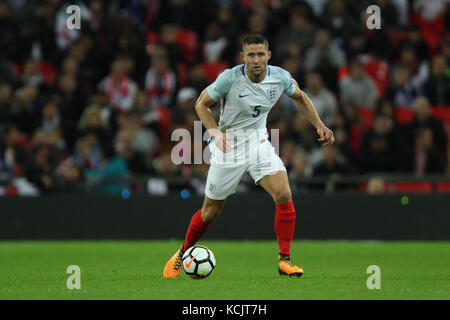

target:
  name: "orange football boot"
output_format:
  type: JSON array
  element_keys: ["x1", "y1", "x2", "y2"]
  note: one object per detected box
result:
[
  {"x1": 278, "y1": 254, "x2": 304, "y2": 277},
  {"x1": 163, "y1": 247, "x2": 184, "y2": 278}
]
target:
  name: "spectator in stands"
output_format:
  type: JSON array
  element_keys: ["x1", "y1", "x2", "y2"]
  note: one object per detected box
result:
[
  {"x1": 340, "y1": 59, "x2": 378, "y2": 109},
  {"x1": 277, "y1": 55, "x2": 306, "y2": 116},
  {"x1": 114, "y1": 128, "x2": 151, "y2": 175},
  {"x1": 0, "y1": 123, "x2": 29, "y2": 176},
  {"x1": 358, "y1": 131, "x2": 397, "y2": 173},
  {"x1": 188, "y1": 64, "x2": 209, "y2": 94},
  {"x1": 216, "y1": 4, "x2": 241, "y2": 62},
  {"x1": 304, "y1": 27, "x2": 346, "y2": 71},
  {"x1": 288, "y1": 152, "x2": 312, "y2": 193},
  {"x1": 397, "y1": 45, "x2": 429, "y2": 91},
  {"x1": 358, "y1": 114, "x2": 399, "y2": 173},
  {"x1": 173, "y1": 87, "x2": 198, "y2": 124},
  {"x1": 345, "y1": 29, "x2": 367, "y2": 61},
  {"x1": 304, "y1": 72, "x2": 338, "y2": 126},
  {"x1": 280, "y1": 140, "x2": 296, "y2": 172},
  {"x1": 290, "y1": 152, "x2": 313, "y2": 178},
  {"x1": 132, "y1": 90, "x2": 166, "y2": 136},
  {"x1": 152, "y1": 151, "x2": 180, "y2": 177},
  {"x1": 11, "y1": 85, "x2": 39, "y2": 135},
  {"x1": 61, "y1": 56, "x2": 80, "y2": 79},
  {"x1": 145, "y1": 49, "x2": 177, "y2": 109},
  {"x1": 0, "y1": 0, "x2": 449, "y2": 195},
  {"x1": 55, "y1": 156, "x2": 84, "y2": 191},
  {"x1": 422, "y1": 55, "x2": 450, "y2": 105},
  {"x1": 156, "y1": 0, "x2": 200, "y2": 30},
  {"x1": 402, "y1": 96, "x2": 447, "y2": 156},
  {"x1": 314, "y1": 144, "x2": 351, "y2": 175},
  {"x1": 30, "y1": 128, "x2": 65, "y2": 154},
  {"x1": 340, "y1": 104, "x2": 365, "y2": 156},
  {"x1": 322, "y1": 0, "x2": 360, "y2": 41},
  {"x1": 385, "y1": 64, "x2": 419, "y2": 108},
  {"x1": 398, "y1": 127, "x2": 444, "y2": 175},
  {"x1": 401, "y1": 25, "x2": 430, "y2": 62},
  {"x1": 25, "y1": 144, "x2": 62, "y2": 193},
  {"x1": 20, "y1": 58, "x2": 43, "y2": 87},
  {"x1": 304, "y1": 27, "x2": 345, "y2": 92},
  {"x1": 287, "y1": 113, "x2": 323, "y2": 168},
  {"x1": 98, "y1": 58, "x2": 138, "y2": 112},
  {"x1": 77, "y1": 104, "x2": 113, "y2": 155},
  {"x1": 56, "y1": 73, "x2": 86, "y2": 148},
  {"x1": 376, "y1": 98, "x2": 396, "y2": 121},
  {"x1": 203, "y1": 21, "x2": 229, "y2": 63},
  {"x1": 73, "y1": 132, "x2": 104, "y2": 170},
  {"x1": 160, "y1": 24, "x2": 185, "y2": 65},
  {"x1": 40, "y1": 99, "x2": 61, "y2": 133},
  {"x1": 0, "y1": 84, "x2": 13, "y2": 124},
  {"x1": 330, "y1": 112, "x2": 353, "y2": 162},
  {"x1": 442, "y1": 39, "x2": 450, "y2": 72},
  {"x1": 83, "y1": 153, "x2": 129, "y2": 195},
  {"x1": 275, "y1": 7, "x2": 315, "y2": 56},
  {"x1": 360, "y1": 6, "x2": 395, "y2": 60},
  {"x1": 366, "y1": 177, "x2": 386, "y2": 194},
  {"x1": 247, "y1": 13, "x2": 269, "y2": 41},
  {"x1": 0, "y1": 56, "x2": 14, "y2": 85}
]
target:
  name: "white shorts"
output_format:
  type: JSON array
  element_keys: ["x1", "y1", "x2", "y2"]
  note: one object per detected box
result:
[{"x1": 204, "y1": 135, "x2": 286, "y2": 200}]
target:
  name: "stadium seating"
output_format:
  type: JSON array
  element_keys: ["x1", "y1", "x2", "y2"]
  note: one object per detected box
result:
[
  {"x1": 363, "y1": 59, "x2": 390, "y2": 98},
  {"x1": 176, "y1": 62, "x2": 188, "y2": 87},
  {"x1": 410, "y1": 12, "x2": 445, "y2": 55},
  {"x1": 393, "y1": 181, "x2": 433, "y2": 193},
  {"x1": 39, "y1": 61, "x2": 57, "y2": 86},
  {"x1": 395, "y1": 107, "x2": 415, "y2": 124},
  {"x1": 431, "y1": 106, "x2": 450, "y2": 124},
  {"x1": 360, "y1": 180, "x2": 450, "y2": 194},
  {"x1": 201, "y1": 61, "x2": 229, "y2": 83},
  {"x1": 176, "y1": 29, "x2": 198, "y2": 64},
  {"x1": 435, "y1": 181, "x2": 450, "y2": 193},
  {"x1": 356, "y1": 107, "x2": 374, "y2": 131},
  {"x1": 338, "y1": 58, "x2": 390, "y2": 98}
]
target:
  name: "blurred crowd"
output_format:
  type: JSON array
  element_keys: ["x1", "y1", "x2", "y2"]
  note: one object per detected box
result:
[{"x1": 0, "y1": 0, "x2": 450, "y2": 194}]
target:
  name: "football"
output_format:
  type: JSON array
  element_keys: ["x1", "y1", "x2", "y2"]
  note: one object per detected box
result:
[{"x1": 182, "y1": 245, "x2": 216, "y2": 279}]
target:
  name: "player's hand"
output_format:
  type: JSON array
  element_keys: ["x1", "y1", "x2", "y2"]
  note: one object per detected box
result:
[
  {"x1": 209, "y1": 128, "x2": 231, "y2": 153},
  {"x1": 316, "y1": 125, "x2": 335, "y2": 147}
]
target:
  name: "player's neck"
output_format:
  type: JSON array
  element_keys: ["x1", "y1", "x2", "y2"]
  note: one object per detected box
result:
[{"x1": 245, "y1": 66, "x2": 267, "y2": 83}]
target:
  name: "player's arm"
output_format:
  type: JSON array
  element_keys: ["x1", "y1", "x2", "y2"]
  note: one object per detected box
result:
[
  {"x1": 289, "y1": 79, "x2": 335, "y2": 147},
  {"x1": 195, "y1": 89, "x2": 230, "y2": 152}
]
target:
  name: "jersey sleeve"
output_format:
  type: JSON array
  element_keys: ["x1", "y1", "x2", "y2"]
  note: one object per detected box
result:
[
  {"x1": 206, "y1": 69, "x2": 235, "y2": 101},
  {"x1": 280, "y1": 69, "x2": 296, "y2": 96}
]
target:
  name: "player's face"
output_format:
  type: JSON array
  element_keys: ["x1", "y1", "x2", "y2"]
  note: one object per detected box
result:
[{"x1": 241, "y1": 43, "x2": 271, "y2": 78}]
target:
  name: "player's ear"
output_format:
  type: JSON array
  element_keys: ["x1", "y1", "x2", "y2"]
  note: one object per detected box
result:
[
  {"x1": 267, "y1": 50, "x2": 272, "y2": 60},
  {"x1": 240, "y1": 51, "x2": 245, "y2": 61}
]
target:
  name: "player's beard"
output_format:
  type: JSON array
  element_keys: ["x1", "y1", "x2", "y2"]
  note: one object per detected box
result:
[{"x1": 248, "y1": 64, "x2": 267, "y2": 82}]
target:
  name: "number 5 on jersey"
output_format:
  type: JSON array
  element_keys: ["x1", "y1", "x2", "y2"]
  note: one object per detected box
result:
[{"x1": 252, "y1": 105, "x2": 261, "y2": 118}]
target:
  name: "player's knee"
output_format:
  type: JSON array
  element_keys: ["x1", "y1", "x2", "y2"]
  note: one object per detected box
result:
[{"x1": 273, "y1": 188, "x2": 292, "y2": 204}]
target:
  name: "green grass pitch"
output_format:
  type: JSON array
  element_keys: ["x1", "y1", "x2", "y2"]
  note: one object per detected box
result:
[{"x1": 0, "y1": 240, "x2": 449, "y2": 300}]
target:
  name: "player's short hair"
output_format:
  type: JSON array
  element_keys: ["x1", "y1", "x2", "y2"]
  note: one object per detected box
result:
[{"x1": 242, "y1": 34, "x2": 269, "y2": 51}]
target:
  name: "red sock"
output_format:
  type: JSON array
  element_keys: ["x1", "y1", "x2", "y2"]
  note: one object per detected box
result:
[
  {"x1": 182, "y1": 209, "x2": 210, "y2": 252},
  {"x1": 274, "y1": 201, "x2": 296, "y2": 256}
]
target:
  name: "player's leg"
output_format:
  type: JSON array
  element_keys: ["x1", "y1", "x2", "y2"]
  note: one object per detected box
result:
[
  {"x1": 163, "y1": 163, "x2": 245, "y2": 278},
  {"x1": 257, "y1": 170, "x2": 304, "y2": 277},
  {"x1": 182, "y1": 196, "x2": 225, "y2": 251},
  {"x1": 258, "y1": 170, "x2": 296, "y2": 256},
  {"x1": 163, "y1": 196, "x2": 224, "y2": 278}
]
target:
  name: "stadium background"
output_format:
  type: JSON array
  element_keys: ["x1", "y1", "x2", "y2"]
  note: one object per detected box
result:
[
  {"x1": 0, "y1": 0, "x2": 449, "y2": 241},
  {"x1": 1, "y1": 0, "x2": 450, "y2": 302}
]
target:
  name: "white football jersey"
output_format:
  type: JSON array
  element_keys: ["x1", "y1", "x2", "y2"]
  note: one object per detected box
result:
[
  {"x1": 205, "y1": 64, "x2": 296, "y2": 165},
  {"x1": 206, "y1": 64, "x2": 296, "y2": 132}
]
